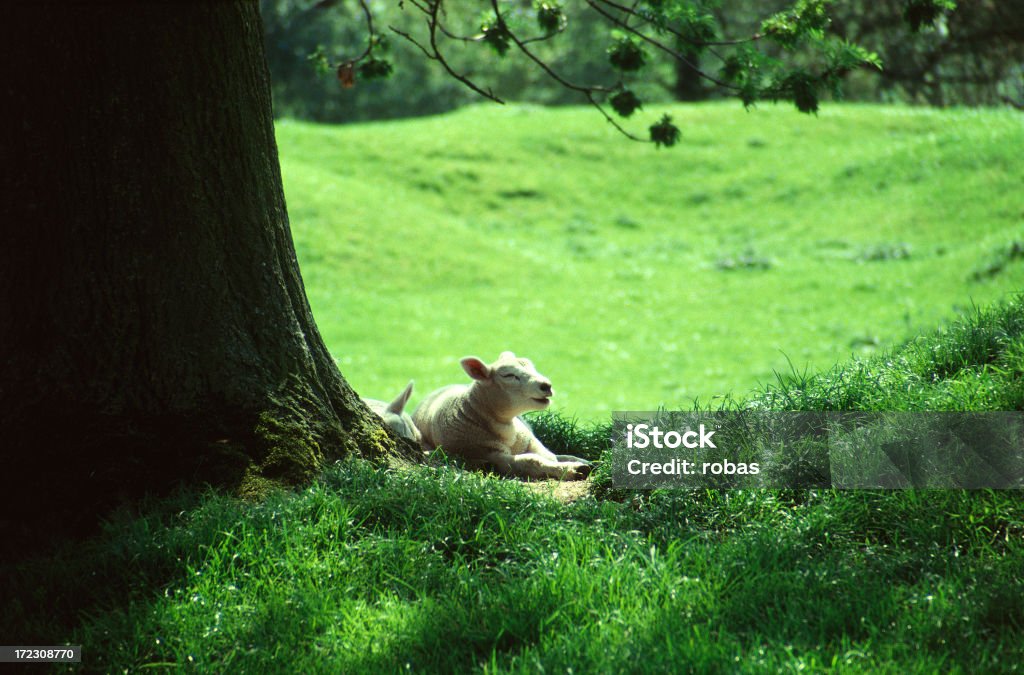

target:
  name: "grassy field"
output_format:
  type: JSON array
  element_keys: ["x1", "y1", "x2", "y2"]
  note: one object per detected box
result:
[
  {"x1": 4, "y1": 104, "x2": 1022, "y2": 672},
  {"x1": 4, "y1": 299, "x2": 1023, "y2": 672},
  {"x1": 279, "y1": 102, "x2": 1024, "y2": 418}
]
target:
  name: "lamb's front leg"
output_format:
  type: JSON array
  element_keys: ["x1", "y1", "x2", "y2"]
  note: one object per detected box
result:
[
  {"x1": 532, "y1": 427, "x2": 594, "y2": 478},
  {"x1": 496, "y1": 421, "x2": 591, "y2": 479},
  {"x1": 490, "y1": 451, "x2": 589, "y2": 480}
]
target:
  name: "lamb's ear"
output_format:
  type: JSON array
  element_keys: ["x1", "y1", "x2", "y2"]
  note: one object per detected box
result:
[
  {"x1": 386, "y1": 380, "x2": 414, "y2": 414},
  {"x1": 461, "y1": 357, "x2": 491, "y2": 381}
]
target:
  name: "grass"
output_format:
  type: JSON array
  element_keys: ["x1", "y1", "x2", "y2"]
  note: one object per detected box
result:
[
  {"x1": 278, "y1": 102, "x2": 1024, "y2": 417},
  {"x1": 3, "y1": 295, "x2": 1024, "y2": 672},
  {"x1": 5, "y1": 103, "x2": 1023, "y2": 671}
]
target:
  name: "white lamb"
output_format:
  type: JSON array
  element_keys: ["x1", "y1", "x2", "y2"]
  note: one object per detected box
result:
[
  {"x1": 412, "y1": 352, "x2": 591, "y2": 480},
  {"x1": 363, "y1": 380, "x2": 422, "y2": 445}
]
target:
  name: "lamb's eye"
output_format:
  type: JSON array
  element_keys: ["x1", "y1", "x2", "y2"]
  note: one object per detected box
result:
[{"x1": 501, "y1": 373, "x2": 518, "y2": 380}]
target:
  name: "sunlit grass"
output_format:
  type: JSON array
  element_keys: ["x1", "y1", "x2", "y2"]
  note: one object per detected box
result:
[
  {"x1": 279, "y1": 102, "x2": 1024, "y2": 418},
  {"x1": 4, "y1": 297, "x2": 1024, "y2": 672},
  {"x1": 5, "y1": 103, "x2": 1023, "y2": 672}
]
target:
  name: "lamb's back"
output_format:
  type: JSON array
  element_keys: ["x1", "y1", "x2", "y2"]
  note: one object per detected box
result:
[{"x1": 413, "y1": 384, "x2": 467, "y2": 448}]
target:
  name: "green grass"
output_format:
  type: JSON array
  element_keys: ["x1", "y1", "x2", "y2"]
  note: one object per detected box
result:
[
  {"x1": 6, "y1": 103, "x2": 1023, "y2": 671},
  {"x1": 278, "y1": 102, "x2": 1024, "y2": 417},
  {"x1": 6, "y1": 472, "x2": 1023, "y2": 672},
  {"x1": 4, "y1": 297, "x2": 1024, "y2": 672}
]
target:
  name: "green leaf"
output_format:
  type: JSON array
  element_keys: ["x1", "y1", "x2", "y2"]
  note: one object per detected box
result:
[
  {"x1": 782, "y1": 71, "x2": 820, "y2": 114},
  {"x1": 610, "y1": 90, "x2": 643, "y2": 118},
  {"x1": 649, "y1": 114, "x2": 680, "y2": 148},
  {"x1": 535, "y1": 2, "x2": 566, "y2": 35},
  {"x1": 679, "y1": 9, "x2": 718, "y2": 49},
  {"x1": 358, "y1": 57, "x2": 394, "y2": 81},
  {"x1": 720, "y1": 46, "x2": 768, "y2": 107},
  {"x1": 739, "y1": 81, "x2": 761, "y2": 108},
  {"x1": 482, "y1": 16, "x2": 512, "y2": 56},
  {"x1": 370, "y1": 33, "x2": 390, "y2": 55},
  {"x1": 903, "y1": 0, "x2": 956, "y2": 32},
  {"x1": 762, "y1": 0, "x2": 831, "y2": 49},
  {"x1": 830, "y1": 41, "x2": 882, "y2": 71},
  {"x1": 306, "y1": 45, "x2": 332, "y2": 77},
  {"x1": 608, "y1": 34, "x2": 647, "y2": 72}
]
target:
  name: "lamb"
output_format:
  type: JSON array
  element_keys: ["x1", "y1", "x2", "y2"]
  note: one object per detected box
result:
[
  {"x1": 412, "y1": 352, "x2": 592, "y2": 480},
  {"x1": 363, "y1": 380, "x2": 422, "y2": 445}
]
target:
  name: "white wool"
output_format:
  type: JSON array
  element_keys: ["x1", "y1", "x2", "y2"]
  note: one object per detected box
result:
[
  {"x1": 363, "y1": 380, "x2": 422, "y2": 444},
  {"x1": 412, "y1": 352, "x2": 591, "y2": 480}
]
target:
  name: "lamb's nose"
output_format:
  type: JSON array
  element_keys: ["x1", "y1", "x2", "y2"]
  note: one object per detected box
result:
[{"x1": 539, "y1": 381, "x2": 552, "y2": 394}]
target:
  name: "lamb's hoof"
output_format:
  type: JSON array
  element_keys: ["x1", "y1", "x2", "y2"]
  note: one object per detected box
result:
[{"x1": 568, "y1": 462, "x2": 592, "y2": 480}]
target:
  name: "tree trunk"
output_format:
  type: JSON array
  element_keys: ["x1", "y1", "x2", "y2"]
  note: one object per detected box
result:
[
  {"x1": 673, "y1": 47, "x2": 708, "y2": 102},
  {"x1": 0, "y1": 2, "x2": 416, "y2": 547}
]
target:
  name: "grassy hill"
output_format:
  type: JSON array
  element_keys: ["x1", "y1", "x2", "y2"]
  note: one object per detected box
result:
[
  {"x1": 4, "y1": 103, "x2": 1023, "y2": 672},
  {"x1": 4, "y1": 297, "x2": 1023, "y2": 671},
  {"x1": 278, "y1": 102, "x2": 1024, "y2": 418}
]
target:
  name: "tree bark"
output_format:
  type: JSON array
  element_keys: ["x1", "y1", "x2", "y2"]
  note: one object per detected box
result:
[
  {"x1": 673, "y1": 47, "x2": 708, "y2": 102},
  {"x1": 0, "y1": 2, "x2": 416, "y2": 548}
]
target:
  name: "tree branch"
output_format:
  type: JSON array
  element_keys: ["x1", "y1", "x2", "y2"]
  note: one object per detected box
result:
[
  {"x1": 490, "y1": 0, "x2": 646, "y2": 143},
  {"x1": 591, "y1": 0, "x2": 764, "y2": 47},
  {"x1": 585, "y1": 0, "x2": 739, "y2": 91},
  {"x1": 389, "y1": 0, "x2": 505, "y2": 103}
]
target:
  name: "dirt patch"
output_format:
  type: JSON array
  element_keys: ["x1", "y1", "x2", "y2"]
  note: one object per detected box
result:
[{"x1": 523, "y1": 478, "x2": 592, "y2": 503}]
